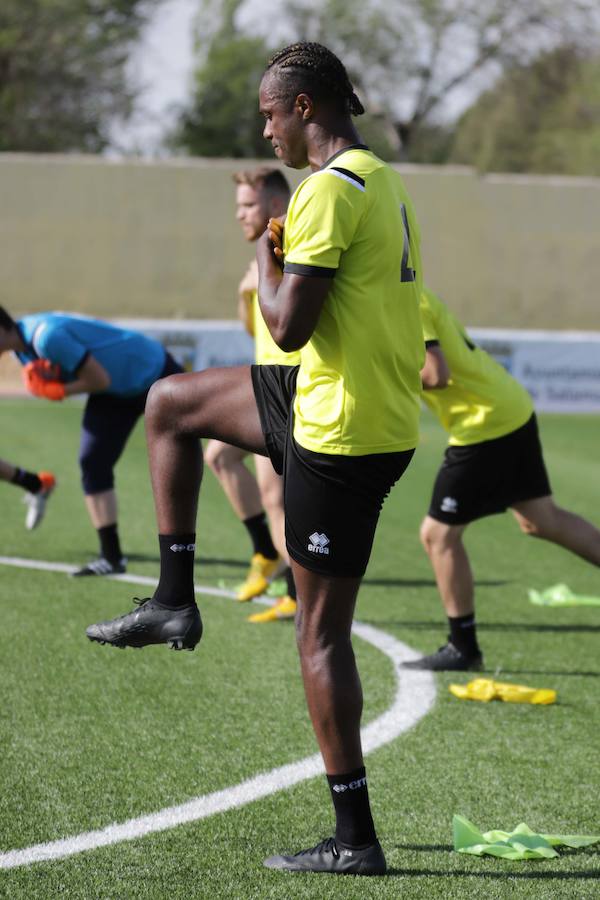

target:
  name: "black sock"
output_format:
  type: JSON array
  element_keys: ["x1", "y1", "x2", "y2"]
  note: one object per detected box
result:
[
  {"x1": 98, "y1": 524, "x2": 122, "y2": 564},
  {"x1": 285, "y1": 567, "x2": 297, "y2": 600},
  {"x1": 243, "y1": 513, "x2": 277, "y2": 559},
  {"x1": 11, "y1": 468, "x2": 42, "y2": 494},
  {"x1": 153, "y1": 533, "x2": 196, "y2": 608},
  {"x1": 448, "y1": 613, "x2": 479, "y2": 657},
  {"x1": 327, "y1": 766, "x2": 377, "y2": 848}
]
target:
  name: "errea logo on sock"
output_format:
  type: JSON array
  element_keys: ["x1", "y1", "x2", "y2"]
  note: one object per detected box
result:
[
  {"x1": 332, "y1": 776, "x2": 367, "y2": 793},
  {"x1": 308, "y1": 532, "x2": 330, "y2": 555},
  {"x1": 170, "y1": 543, "x2": 196, "y2": 552}
]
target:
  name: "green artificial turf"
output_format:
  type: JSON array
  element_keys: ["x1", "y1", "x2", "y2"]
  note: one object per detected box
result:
[{"x1": 0, "y1": 399, "x2": 598, "y2": 898}]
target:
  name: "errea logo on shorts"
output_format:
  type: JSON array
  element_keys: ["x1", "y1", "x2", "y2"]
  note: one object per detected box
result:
[
  {"x1": 440, "y1": 497, "x2": 458, "y2": 513},
  {"x1": 170, "y1": 543, "x2": 196, "y2": 552},
  {"x1": 308, "y1": 532, "x2": 330, "y2": 555}
]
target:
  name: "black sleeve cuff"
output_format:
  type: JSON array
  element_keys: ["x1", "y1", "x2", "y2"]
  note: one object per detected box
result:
[
  {"x1": 284, "y1": 262, "x2": 336, "y2": 278},
  {"x1": 425, "y1": 339, "x2": 440, "y2": 348}
]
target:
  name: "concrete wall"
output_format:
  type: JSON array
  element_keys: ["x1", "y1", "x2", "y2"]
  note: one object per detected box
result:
[{"x1": 1, "y1": 153, "x2": 598, "y2": 328}]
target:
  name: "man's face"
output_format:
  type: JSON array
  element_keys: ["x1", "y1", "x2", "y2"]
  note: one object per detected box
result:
[
  {"x1": 235, "y1": 184, "x2": 269, "y2": 242},
  {"x1": 259, "y1": 75, "x2": 309, "y2": 170}
]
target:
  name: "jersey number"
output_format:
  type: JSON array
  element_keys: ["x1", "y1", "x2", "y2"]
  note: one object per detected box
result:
[{"x1": 399, "y1": 204, "x2": 416, "y2": 283}]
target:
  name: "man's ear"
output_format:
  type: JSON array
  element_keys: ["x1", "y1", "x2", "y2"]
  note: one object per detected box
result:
[{"x1": 295, "y1": 92, "x2": 314, "y2": 120}]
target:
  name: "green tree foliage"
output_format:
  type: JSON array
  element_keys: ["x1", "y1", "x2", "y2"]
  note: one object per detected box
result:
[
  {"x1": 175, "y1": 33, "x2": 271, "y2": 158},
  {"x1": 451, "y1": 47, "x2": 600, "y2": 175},
  {"x1": 256, "y1": 0, "x2": 599, "y2": 159},
  {"x1": 172, "y1": 0, "x2": 271, "y2": 157},
  {"x1": 0, "y1": 0, "x2": 156, "y2": 153},
  {"x1": 176, "y1": 0, "x2": 598, "y2": 166}
]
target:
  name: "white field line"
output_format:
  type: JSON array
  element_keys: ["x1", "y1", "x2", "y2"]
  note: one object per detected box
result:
[{"x1": 0, "y1": 555, "x2": 436, "y2": 871}]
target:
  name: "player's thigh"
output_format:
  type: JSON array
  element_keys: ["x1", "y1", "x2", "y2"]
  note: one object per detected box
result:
[
  {"x1": 510, "y1": 494, "x2": 555, "y2": 533},
  {"x1": 147, "y1": 366, "x2": 266, "y2": 455},
  {"x1": 254, "y1": 453, "x2": 283, "y2": 506},
  {"x1": 80, "y1": 395, "x2": 141, "y2": 470}
]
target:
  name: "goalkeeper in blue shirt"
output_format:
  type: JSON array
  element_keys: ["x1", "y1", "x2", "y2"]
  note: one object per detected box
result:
[{"x1": 0, "y1": 306, "x2": 182, "y2": 574}]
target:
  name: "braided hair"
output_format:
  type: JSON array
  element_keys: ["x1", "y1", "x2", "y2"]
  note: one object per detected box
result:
[{"x1": 265, "y1": 42, "x2": 364, "y2": 117}]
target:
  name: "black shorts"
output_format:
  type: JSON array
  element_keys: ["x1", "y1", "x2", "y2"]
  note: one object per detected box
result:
[
  {"x1": 428, "y1": 413, "x2": 552, "y2": 526},
  {"x1": 251, "y1": 364, "x2": 414, "y2": 577}
]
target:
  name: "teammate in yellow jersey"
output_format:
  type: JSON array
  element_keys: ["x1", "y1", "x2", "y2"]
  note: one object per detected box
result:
[
  {"x1": 205, "y1": 167, "x2": 298, "y2": 619},
  {"x1": 403, "y1": 287, "x2": 600, "y2": 671},
  {"x1": 87, "y1": 42, "x2": 424, "y2": 876}
]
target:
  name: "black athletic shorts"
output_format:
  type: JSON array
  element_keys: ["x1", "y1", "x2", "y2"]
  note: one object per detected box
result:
[
  {"x1": 251, "y1": 364, "x2": 414, "y2": 577},
  {"x1": 428, "y1": 413, "x2": 552, "y2": 526}
]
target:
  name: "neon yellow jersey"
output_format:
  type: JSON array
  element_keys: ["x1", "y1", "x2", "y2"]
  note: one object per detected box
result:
[
  {"x1": 420, "y1": 288, "x2": 533, "y2": 445},
  {"x1": 283, "y1": 146, "x2": 424, "y2": 455},
  {"x1": 251, "y1": 290, "x2": 301, "y2": 366}
]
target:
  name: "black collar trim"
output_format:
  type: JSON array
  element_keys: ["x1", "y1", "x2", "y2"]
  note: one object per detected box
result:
[{"x1": 320, "y1": 143, "x2": 370, "y2": 170}]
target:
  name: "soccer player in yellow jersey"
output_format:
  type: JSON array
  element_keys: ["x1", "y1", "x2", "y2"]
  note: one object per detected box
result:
[
  {"x1": 87, "y1": 42, "x2": 424, "y2": 876},
  {"x1": 403, "y1": 287, "x2": 600, "y2": 672},
  {"x1": 205, "y1": 167, "x2": 299, "y2": 619}
]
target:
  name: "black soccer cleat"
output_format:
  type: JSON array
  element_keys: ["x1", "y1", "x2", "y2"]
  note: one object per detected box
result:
[
  {"x1": 263, "y1": 836, "x2": 387, "y2": 876},
  {"x1": 72, "y1": 557, "x2": 127, "y2": 577},
  {"x1": 86, "y1": 597, "x2": 202, "y2": 651},
  {"x1": 401, "y1": 641, "x2": 483, "y2": 672}
]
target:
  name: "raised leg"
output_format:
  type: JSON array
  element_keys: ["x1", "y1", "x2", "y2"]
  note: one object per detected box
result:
[
  {"x1": 512, "y1": 496, "x2": 600, "y2": 566},
  {"x1": 145, "y1": 366, "x2": 266, "y2": 533}
]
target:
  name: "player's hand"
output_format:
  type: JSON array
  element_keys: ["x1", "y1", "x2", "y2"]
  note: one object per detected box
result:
[
  {"x1": 256, "y1": 228, "x2": 283, "y2": 274},
  {"x1": 23, "y1": 361, "x2": 65, "y2": 401},
  {"x1": 24, "y1": 359, "x2": 61, "y2": 381},
  {"x1": 267, "y1": 216, "x2": 285, "y2": 261}
]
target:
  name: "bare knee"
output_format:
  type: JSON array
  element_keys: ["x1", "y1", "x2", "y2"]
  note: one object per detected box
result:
[
  {"x1": 145, "y1": 376, "x2": 179, "y2": 434},
  {"x1": 204, "y1": 441, "x2": 240, "y2": 476},
  {"x1": 146, "y1": 373, "x2": 208, "y2": 438},
  {"x1": 420, "y1": 516, "x2": 462, "y2": 555}
]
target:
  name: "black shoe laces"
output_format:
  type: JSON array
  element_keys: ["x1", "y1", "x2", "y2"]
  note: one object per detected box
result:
[
  {"x1": 109, "y1": 597, "x2": 151, "y2": 623},
  {"x1": 295, "y1": 837, "x2": 338, "y2": 859}
]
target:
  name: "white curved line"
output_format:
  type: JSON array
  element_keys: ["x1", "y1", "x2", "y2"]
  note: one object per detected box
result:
[{"x1": 0, "y1": 556, "x2": 436, "y2": 870}]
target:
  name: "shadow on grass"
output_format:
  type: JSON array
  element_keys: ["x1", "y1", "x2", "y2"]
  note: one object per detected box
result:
[
  {"x1": 363, "y1": 620, "x2": 600, "y2": 636},
  {"x1": 389, "y1": 845, "x2": 600, "y2": 878},
  {"x1": 362, "y1": 577, "x2": 509, "y2": 589},
  {"x1": 387, "y1": 866, "x2": 600, "y2": 879},
  {"x1": 496, "y1": 669, "x2": 600, "y2": 678}
]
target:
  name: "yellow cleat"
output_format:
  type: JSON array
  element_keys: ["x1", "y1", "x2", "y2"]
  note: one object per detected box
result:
[
  {"x1": 236, "y1": 553, "x2": 282, "y2": 602},
  {"x1": 247, "y1": 596, "x2": 297, "y2": 623}
]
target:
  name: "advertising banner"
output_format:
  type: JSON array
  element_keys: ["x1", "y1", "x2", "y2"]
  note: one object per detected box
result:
[
  {"x1": 470, "y1": 329, "x2": 600, "y2": 413},
  {"x1": 115, "y1": 319, "x2": 600, "y2": 414}
]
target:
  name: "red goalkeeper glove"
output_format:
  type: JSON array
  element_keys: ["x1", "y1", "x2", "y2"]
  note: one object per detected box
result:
[{"x1": 23, "y1": 360, "x2": 66, "y2": 401}]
